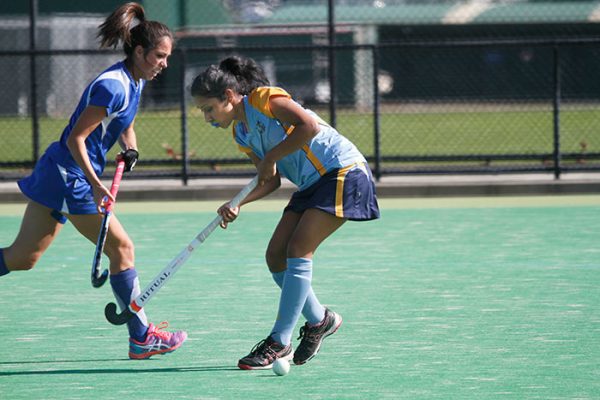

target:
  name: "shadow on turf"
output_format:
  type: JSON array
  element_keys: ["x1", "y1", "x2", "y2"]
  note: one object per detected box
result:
[
  {"x1": 0, "y1": 360, "x2": 240, "y2": 376},
  {"x1": 0, "y1": 359, "x2": 129, "y2": 366}
]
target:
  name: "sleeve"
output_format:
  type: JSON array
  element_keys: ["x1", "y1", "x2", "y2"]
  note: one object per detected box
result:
[
  {"x1": 247, "y1": 87, "x2": 291, "y2": 118},
  {"x1": 88, "y1": 79, "x2": 126, "y2": 115}
]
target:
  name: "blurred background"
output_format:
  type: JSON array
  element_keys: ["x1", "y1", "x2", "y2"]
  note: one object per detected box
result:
[{"x1": 1, "y1": 0, "x2": 600, "y2": 182}]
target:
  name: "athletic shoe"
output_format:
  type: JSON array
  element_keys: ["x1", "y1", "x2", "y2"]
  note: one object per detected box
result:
[
  {"x1": 128, "y1": 322, "x2": 188, "y2": 360},
  {"x1": 293, "y1": 308, "x2": 342, "y2": 365},
  {"x1": 238, "y1": 336, "x2": 293, "y2": 370}
]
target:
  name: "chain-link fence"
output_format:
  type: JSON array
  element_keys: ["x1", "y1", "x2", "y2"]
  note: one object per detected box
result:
[{"x1": 1, "y1": 0, "x2": 600, "y2": 182}]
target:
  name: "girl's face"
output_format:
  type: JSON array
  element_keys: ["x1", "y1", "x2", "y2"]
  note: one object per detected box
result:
[
  {"x1": 132, "y1": 37, "x2": 172, "y2": 81},
  {"x1": 194, "y1": 93, "x2": 237, "y2": 129}
]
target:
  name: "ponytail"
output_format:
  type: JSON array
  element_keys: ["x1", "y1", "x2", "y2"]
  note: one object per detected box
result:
[
  {"x1": 97, "y1": 2, "x2": 172, "y2": 56},
  {"x1": 191, "y1": 56, "x2": 270, "y2": 99},
  {"x1": 219, "y1": 56, "x2": 270, "y2": 95}
]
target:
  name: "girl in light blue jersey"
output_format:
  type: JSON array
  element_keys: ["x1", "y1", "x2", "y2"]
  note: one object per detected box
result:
[
  {"x1": 0, "y1": 2, "x2": 186, "y2": 359},
  {"x1": 191, "y1": 56, "x2": 380, "y2": 370}
]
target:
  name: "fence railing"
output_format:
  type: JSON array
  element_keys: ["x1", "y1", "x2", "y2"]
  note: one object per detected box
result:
[{"x1": 1, "y1": 36, "x2": 600, "y2": 183}]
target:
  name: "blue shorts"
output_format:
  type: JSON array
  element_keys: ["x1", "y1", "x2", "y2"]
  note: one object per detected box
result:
[
  {"x1": 284, "y1": 163, "x2": 380, "y2": 221},
  {"x1": 18, "y1": 151, "x2": 97, "y2": 215}
]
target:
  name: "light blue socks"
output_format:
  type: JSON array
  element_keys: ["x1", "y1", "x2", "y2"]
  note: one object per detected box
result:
[
  {"x1": 272, "y1": 269, "x2": 325, "y2": 326},
  {"x1": 270, "y1": 257, "x2": 325, "y2": 346}
]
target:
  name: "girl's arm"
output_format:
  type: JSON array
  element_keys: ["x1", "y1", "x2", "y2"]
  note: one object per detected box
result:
[
  {"x1": 243, "y1": 152, "x2": 281, "y2": 203},
  {"x1": 66, "y1": 105, "x2": 113, "y2": 212},
  {"x1": 256, "y1": 95, "x2": 320, "y2": 185},
  {"x1": 217, "y1": 152, "x2": 280, "y2": 229},
  {"x1": 118, "y1": 120, "x2": 137, "y2": 151},
  {"x1": 118, "y1": 121, "x2": 140, "y2": 171}
]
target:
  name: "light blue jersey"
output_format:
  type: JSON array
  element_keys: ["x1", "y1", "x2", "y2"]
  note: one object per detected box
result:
[
  {"x1": 233, "y1": 87, "x2": 367, "y2": 190},
  {"x1": 19, "y1": 61, "x2": 145, "y2": 214}
]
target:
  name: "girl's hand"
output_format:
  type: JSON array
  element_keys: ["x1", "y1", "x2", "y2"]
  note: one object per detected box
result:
[
  {"x1": 217, "y1": 202, "x2": 240, "y2": 229},
  {"x1": 257, "y1": 158, "x2": 277, "y2": 187},
  {"x1": 94, "y1": 183, "x2": 115, "y2": 214}
]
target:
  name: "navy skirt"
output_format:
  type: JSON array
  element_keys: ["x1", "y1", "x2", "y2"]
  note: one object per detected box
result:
[
  {"x1": 284, "y1": 163, "x2": 380, "y2": 221},
  {"x1": 18, "y1": 151, "x2": 97, "y2": 215}
]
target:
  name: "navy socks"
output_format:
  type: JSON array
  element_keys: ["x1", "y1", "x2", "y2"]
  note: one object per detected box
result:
[{"x1": 110, "y1": 268, "x2": 149, "y2": 342}]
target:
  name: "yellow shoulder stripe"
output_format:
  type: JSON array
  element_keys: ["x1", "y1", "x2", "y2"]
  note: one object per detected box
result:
[{"x1": 248, "y1": 87, "x2": 291, "y2": 118}]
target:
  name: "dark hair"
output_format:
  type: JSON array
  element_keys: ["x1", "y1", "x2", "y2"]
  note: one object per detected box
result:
[
  {"x1": 97, "y1": 2, "x2": 173, "y2": 56},
  {"x1": 191, "y1": 56, "x2": 270, "y2": 100}
]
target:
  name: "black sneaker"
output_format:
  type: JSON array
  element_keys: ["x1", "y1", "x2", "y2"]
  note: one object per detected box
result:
[
  {"x1": 293, "y1": 308, "x2": 342, "y2": 365},
  {"x1": 238, "y1": 336, "x2": 293, "y2": 370}
]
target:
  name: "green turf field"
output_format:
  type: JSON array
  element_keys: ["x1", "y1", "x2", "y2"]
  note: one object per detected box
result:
[{"x1": 1, "y1": 196, "x2": 600, "y2": 399}]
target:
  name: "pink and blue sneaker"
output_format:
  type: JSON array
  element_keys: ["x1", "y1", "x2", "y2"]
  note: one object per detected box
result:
[{"x1": 129, "y1": 322, "x2": 188, "y2": 360}]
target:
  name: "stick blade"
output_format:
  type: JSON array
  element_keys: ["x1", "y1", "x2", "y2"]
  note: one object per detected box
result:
[
  {"x1": 104, "y1": 302, "x2": 135, "y2": 325},
  {"x1": 91, "y1": 269, "x2": 109, "y2": 288}
]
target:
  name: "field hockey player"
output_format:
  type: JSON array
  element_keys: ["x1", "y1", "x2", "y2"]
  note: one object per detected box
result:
[
  {"x1": 191, "y1": 55, "x2": 380, "y2": 370},
  {"x1": 0, "y1": 2, "x2": 187, "y2": 360}
]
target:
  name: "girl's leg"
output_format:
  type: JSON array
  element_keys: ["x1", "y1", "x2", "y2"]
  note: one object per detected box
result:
[
  {"x1": 238, "y1": 209, "x2": 345, "y2": 369},
  {"x1": 68, "y1": 213, "x2": 148, "y2": 340},
  {"x1": 269, "y1": 209, "x2": 345, "y2": 346},
  {"x1": 266, "y1": 211, "x2": 325, "y2": 325},
  {"x1": 2, "y1": 201, "x2": 64, "y2": 274},
  {"x1": 67, "y1": 213, "x2": 134, "y2": 274},
  {"x1": 68, "y1": 213, "x2": 187, "y2": 358}
]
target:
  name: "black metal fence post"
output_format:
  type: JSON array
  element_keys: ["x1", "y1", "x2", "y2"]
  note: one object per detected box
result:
[
  {"x1": 29, "y1": 0, "x2": 40, "y2": 163},
  {"x1": 179, "y1": 49, "x2": 189, "y2": 185},
  {"x1": 552, "y1": 45, "x2": 561, "y2": 179},
  {"x1": 327, "y1": 0, "x2": 336, "y2": 128},
  {"x1": 372, "y1": 45, "x2": 381, "y2": 181}
]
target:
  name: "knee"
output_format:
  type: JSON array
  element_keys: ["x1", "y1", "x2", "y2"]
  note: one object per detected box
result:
[
  {"x1": 265, "y1": 247, "x2": 285, "y2": 273},
  {"x1": 7, "y1": 252, "x2": 41, "y2": 271},
  {"x1": 118, "y1": 238, "x2": 135, "y2": 260},
  {"x1": 286, "y1": 241, "x2": 313, "y2": 260},
  {"x1": 107, "y1": 237, "x2": 135, "y2": 261},
  {"x1": 122, "y1": 238, "x2": 135, "y2": 257}
]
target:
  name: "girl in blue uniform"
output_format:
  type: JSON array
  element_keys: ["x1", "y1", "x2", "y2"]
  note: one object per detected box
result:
[
  {"x1": 0, "y1": 2, "x2": 186, "y2": 359},
  {"x1": 191, "y1": 56, "x2": 380, "y2": 370}
]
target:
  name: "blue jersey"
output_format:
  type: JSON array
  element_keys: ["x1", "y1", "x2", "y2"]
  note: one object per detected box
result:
[
  {"x1": 233, "y1": 87, "x2": 367, "y2": 190},
  {"x1": 46, "y1": 60, "x2": 144, "y2": 177},
  {"x1": 18, "y1": 61, "x2": 145, "y2": 214}
]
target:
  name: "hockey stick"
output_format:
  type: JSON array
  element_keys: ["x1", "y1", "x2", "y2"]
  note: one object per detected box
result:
[
  {"x1": 91, "y1": 157, "x2": 126, "y2": 288},
  {"x1": 104, "y1": 175, "x2": 258, "y2": 325}
]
